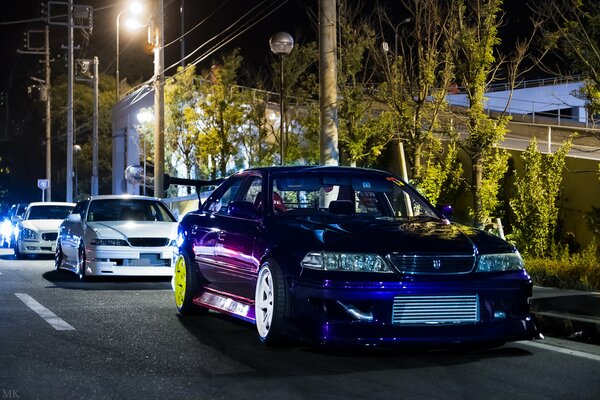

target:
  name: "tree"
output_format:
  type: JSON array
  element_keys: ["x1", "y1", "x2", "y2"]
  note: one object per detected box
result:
[
  {"x1": 450, "y1": 0, "x2": 528, "y2": 227},
  {"x1": 372, "y1": 0, "x2": 462, "y2": 205},
  {"x1": 165, "y1": 65, "x2": 201, "y2": 180},
  {"x1": 510, "y1": 137, "x2": 572, "y2": 256},
  {"x1": 195, "y1": 51, "x2": 246, "y2": 178},
  {"x1": 51, "y1": 74, "x2": 117, "y2": 198},
  {"x1": 336, "y1": 1, "x2": 392, "y2": 167}
]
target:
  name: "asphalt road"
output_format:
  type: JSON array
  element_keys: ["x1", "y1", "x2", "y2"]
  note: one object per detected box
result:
[{"x1": 1, "y1": 248, "x2": 600, "y2": 400}]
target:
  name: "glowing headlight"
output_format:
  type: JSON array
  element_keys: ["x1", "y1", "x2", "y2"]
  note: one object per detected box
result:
[
  {"x1": 89, "y1": 238, "x2": 129, "y2": 246},
  {"x1": 301, "y1": 252, "x2": 392, "y2": 273},
  {"x1": 1, "y1": 220, "x2": 12, "y2": 238},
  {"x1": 476, "y1": 252, "x2": 524, "y2": 272},
  {"x1": 20, "y1": 228, "x2": 39, "y2": 240}
]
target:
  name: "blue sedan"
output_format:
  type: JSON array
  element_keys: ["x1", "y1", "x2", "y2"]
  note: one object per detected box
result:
[{"x1": 172, "y1": 166, "x2": 539, "y2": 346}]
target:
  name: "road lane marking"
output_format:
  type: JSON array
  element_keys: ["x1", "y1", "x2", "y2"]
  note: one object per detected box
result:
[
  {"x1": 518, "y1": 340, "x2": 600, "y2": 362},
  {"x1": 15, "y1": 293, "x2": 75, "y2": 331}
]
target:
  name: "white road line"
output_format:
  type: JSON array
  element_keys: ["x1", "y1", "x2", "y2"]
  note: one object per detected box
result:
[
  {"x1": 518, "y1": 340, "x2": 600, "y2": 362},
  {"x1": 15, "y1": 293, "x2": 75, "y2": 331}
]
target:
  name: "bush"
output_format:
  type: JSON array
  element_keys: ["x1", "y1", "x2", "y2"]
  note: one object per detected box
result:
[{"x1": 524, "y1": 240, "x2": 600, "y2": 291}]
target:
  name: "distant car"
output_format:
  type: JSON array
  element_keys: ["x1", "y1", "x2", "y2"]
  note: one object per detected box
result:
[
  {"x1": 1, "y1": 203, "x2": 28, "y2": 248},
  {"x1": 172, "y1": 166, "x2": 539, "y2": 346},
  {"x1": 14, "y1": 202, "x2": 75, "y2": 259},
  {"x1": 55, "y1": 195, "x2": 178, "y2": 279}
]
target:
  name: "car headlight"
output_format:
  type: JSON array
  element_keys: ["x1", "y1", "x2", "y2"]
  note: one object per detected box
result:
[
  {"x1": 1, "y1": 221, "x2": 12, "y2": 238},
  {"x1": 20, "y1": 228, "x2": 39, "y2": 240},
  {"x1": 301, "y1": 252, "x2": 393, "y2": 273},
  {"x1": 89, "y1": 238, "x2": 129, "y2": 246},
  {"x1": 476, "y1": 252, "x2": 524, "y2": 272}
]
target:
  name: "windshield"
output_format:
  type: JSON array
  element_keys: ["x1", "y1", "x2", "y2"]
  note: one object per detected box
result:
[
  {"x1": 271, "y1": 171, "x2": 438, "y2": 219},
  {"x1": 27, "y1": 205, "x2": 73, "y2": 220},
  {"x1": 87, "y1": 199, "x2": 176, "y2": 222}
]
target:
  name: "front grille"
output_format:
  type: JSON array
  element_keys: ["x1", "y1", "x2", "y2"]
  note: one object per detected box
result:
[
  {"x1": 388, "y1": 254, "x2": 475, "y2": 274},
  {"x1": 127, "y1": 237, "x2": 170, "y2": 247},
  {"x1": 392, "y1": 295, "x2": 479, "y2": 325},
  {"x1": 42, "y1": 232, "x2": 57, "y2": 241}
]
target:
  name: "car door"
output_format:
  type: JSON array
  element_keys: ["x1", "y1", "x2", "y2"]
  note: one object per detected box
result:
[
  {"x1": 212, "y1": 174, "x2": 263, "y2": 301},
  {"x1": 193, "y1": 176, "x2": 248, "y2": 293},
  {"x1": 60, "y1": 200, "x2": 88, "y2": 263}
]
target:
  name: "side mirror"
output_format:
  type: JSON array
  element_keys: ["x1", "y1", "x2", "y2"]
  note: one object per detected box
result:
[
  {"x1": 436, "y1": 204, "x2": 453, "y2": 220},
  {"x1": 228, "y1": 201, "x2": 259, "y2": 220},
  {"x1": 67, "y1": 214, "x2": 82, "y2": 223}
]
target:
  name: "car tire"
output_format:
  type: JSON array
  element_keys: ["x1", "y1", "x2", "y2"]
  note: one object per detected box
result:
[
  {"x1": 255, "y1": 260, "x2": 289, "y2": 346},
  {"x1": 77, "y1": 244, "x2": 87, "y2": 281},
  {"x1": 14, "y1": 242, "x2": 24, "y2": 260},
  {"x1": 173, "y1": 251, "x2": 208, "y2": 316},
  {"x1": 55, "y1": 242, "x2": 63, "y2": 271}
]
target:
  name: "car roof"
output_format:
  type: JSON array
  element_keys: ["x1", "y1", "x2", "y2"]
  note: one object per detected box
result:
[
  {"x1": 27, "y1": 202, "x2": 75, "y2": 207},
  {"x1": 239, "y1": 165, "x2": 392, "y2": 176},
  {"x1": 86, "y1": 195, "x2": 163, "y2": 201}
]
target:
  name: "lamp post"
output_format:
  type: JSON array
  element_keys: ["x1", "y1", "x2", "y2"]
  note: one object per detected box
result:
[
  {"x1": 73, "y1": 144, "x2": 81, "y2": 200},
  {"x1": 116, "y1": 1, "x2": 144, "y2": 101},
  {"x1": 269, "y1": 32, "x2": 294, "y2": 165}
]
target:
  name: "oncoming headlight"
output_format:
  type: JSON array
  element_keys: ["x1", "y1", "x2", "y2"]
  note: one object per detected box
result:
[
  {"x1": 301, "y1": 252, "x2": 392, "y2": 273},
  {"x1": 476, "y1": 252, "x2": 524, "y2": 272},
  {"x1": 89, "y1": 238, "x2": 129, "y2": 246}
]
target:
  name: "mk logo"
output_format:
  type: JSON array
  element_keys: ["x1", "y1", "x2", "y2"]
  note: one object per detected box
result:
[
  {"x1": 2, "y1": 389, "x2": 20, "y2": 399},
  {"x1": 432, "y1": 259, "x2": 441, "y2": 270}
]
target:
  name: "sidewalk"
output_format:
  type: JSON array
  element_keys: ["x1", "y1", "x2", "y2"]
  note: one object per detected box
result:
[{"x1": 530, "y1": 286, "x2": 600, "y2": 345}]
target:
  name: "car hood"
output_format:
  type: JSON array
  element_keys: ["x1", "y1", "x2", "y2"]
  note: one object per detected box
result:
[
  {"x1": 87, "y1": 221, "x2": 177, "y2": 239},
  {"x1": 274, "y1": 216, "x2": 513, "y2": 255},
  {"x1": 21, "y1": 219, "x2": 64, "y2": 232}
]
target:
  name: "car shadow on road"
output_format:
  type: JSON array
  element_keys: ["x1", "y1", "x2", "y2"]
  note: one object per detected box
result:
[
  {"x1": 175, "y1": 312, "x2": 534, "y2": 378},
  {"x1": 42, "y1": 269, "x2": 172, "y2": 291}
]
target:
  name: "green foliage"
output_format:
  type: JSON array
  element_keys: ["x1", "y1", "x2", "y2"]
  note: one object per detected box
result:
[
  {"x1": 525, "y1": 240, "x2": 600, "y2": 291},
  {"x1": 415, "y1": 138, "x2": 464, "y2": 205},
  {"x1": 509, "y1": 137, "x2": 573, "y2": 257},
  {"x1": 165, "y1": 65, "x2": 201, "y2": 179},
  {"x1": 584, "y1": 206, "x2": 600, "y2": 237},
  {"x1": 195, "y1": 51, "x2": 246, "y2": 178}
]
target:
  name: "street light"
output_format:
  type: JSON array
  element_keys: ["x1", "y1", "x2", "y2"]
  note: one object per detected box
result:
[
  {"x1": 269, "y1": 32, "x2": 294, "y2": 165},
  {"x1": 116, "y1": 1, "x2": 144, "y2": 101}
]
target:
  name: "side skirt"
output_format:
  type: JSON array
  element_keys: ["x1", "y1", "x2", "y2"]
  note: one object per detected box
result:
[{"x1": 193, "y1": 291, "x2": 256, "y2": 323}]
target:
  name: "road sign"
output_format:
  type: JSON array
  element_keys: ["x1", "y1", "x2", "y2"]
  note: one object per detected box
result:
[{"x1": 37, "y1": 179, "x2": 49, "y2": 190}]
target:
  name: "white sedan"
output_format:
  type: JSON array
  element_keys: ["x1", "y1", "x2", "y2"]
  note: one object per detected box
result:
[
  {"x1": 15, "y1": 202, "x2": 75, "y2": 259},
  {"x1": 55, "y1": 195, "x2": 178, "y2": 279}
]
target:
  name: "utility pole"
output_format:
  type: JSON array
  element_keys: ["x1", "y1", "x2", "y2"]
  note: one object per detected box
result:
[
  {"x1": 319, "y1": 0, "x2": 339, "y2": 166},
  {"x1": 66, "y1": 0, "x2": 74, "y2": 202},
  {"x1": 153, "y1": 0, "x2": 165, "y2": 198},
  {"x1": 92, "y1": 56, "x2": 99, "y2": 196},
  {"x1": 45, "y1": 25, "x2": 52, "y2": 201},
  {"x1": 17, "y1": 24, "x2": 53, "y2": 201}
]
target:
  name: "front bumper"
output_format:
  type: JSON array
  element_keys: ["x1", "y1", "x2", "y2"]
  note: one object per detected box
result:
[
  {"x1": 288, "y1": 275, "x2": 539, "y2": 345},
  {"x1": 84, "y1": 245, "x2": 173, "y2": 277},
  {"x1": 17, "y1": 239, "x2": 56, "y2": 255}
]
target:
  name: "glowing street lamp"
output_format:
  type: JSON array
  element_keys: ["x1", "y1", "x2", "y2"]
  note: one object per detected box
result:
[{"x1": 116, "y1": 1, "x2": 145, "y2": 100}]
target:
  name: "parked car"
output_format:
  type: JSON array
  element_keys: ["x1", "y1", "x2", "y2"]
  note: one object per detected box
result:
[
  {"x1": 172, "y1": 166, "x2": 539, "y2": 346},
  {"x1": 55, "y1": 195, "x2": 178, "y2": 279},
  {"x1": 14, "y1": 202, "x2": 75, "y2": 259},
  {"x1": 1, "y1": 203, "x2": 28, "y2": 248}
]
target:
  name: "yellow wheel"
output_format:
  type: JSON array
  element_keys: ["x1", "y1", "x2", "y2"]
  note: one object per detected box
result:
[
  {"x1": 174, "y1": 255, "x2": 187, "y2": 309},
  {"x1": 173, "y1": 251, "x2": 207, "y2": 315}
]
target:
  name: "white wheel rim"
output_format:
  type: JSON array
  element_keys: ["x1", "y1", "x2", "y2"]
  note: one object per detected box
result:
[{"x1": 255, "y1": 267, "x2": 274, "y2": 338}]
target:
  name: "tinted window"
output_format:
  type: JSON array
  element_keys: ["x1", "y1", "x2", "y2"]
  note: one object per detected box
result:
[
  {"x1": 205, "y1": 177, "x2": 246, "y2": 215},
  {"x1": 271, "y1": 172, "x2": 437, "y2": 219},
  {"x1": 27, "y1": 205, "x2": 74, "y2": 220},
  {"x1": 87, "y1": 199, "x2": 176, "y2": 222}
]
